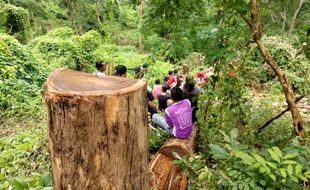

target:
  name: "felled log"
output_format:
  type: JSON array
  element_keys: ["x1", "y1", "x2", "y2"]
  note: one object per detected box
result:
[
  {"x1": 150, "y1": 126, "x2": 198, "y2": 190},
  {"x1": 44, "y1": 68, "x2": 149, "y2": 190}
]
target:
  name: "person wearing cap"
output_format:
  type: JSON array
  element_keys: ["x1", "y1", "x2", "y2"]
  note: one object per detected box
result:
[
  {"x1": 114, "y1": 65, "x2": 127, "y2": 77},
  {"x1": 93, "y1": 60, "x2": 108, "y2": 77}
]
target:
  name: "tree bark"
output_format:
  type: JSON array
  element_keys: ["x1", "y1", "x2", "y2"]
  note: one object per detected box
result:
[
  {"x1": 137, "y1": 0, "x2": 145, "y2": 53},
  {"x1": 289, "y1": 0, "x2": 305, "y2": 34},
  {"x1": 250, "y1": 0, "x2": 304, "y2": 137},
  {"x1": 149, "y1": 127, "x2": 197, "y2": 190},
  {"x1": 95, "y1": 0, "x2": 102, "y2": 26},
  {"x1": 44, "y1": 68, "x2": 149, "y2": 189},
  {"x1": 255, "y1": 96, "x2": 305, "y2": 135}
]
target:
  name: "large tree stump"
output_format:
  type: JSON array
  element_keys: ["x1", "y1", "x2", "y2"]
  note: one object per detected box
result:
[
  {"x1": 44, "y1": 68, "x2": 149, "y2": 190},
  {"x1": 150, "y1": 126, "x2": 197, "y2": 190}
]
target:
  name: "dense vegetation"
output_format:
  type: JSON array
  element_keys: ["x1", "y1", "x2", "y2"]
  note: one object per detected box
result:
[{"x1": 0, "y1": 0, "x2": 309, "y2": 189}]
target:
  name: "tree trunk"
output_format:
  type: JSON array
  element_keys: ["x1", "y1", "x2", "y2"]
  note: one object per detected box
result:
[
  {"x1": 95, "y1": 0, "x2": 102, "y2": 26},
  {"x1": 251, "y1": 0, "x2": 304, "y2": 137},
  {"x1": 44, "y1": 68, "x2": 149, "y2": 189},
  {"x1": 137, "y1": 0, "x2": 145, "y2": 53},
  {"x1": 289, "y1": 0, "x2": 305, "y2": 34},
  {"x1": 149, "y1": 126, "x2": 197, "y2": 190}
]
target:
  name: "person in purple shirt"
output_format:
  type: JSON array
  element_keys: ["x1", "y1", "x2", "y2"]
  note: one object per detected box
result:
[{"x1": 152, "y1": 87, "x2": 193, "y2": 139}]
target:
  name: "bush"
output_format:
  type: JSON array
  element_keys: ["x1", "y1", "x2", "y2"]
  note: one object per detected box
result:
[
  {"x1": 31, "y1": 28, "x2": 103, "y2": 72},
  {"x1": 0, "y1": 4, "x2": 32, "y2": 43},
  {"x1": 175, "y1": 129, "x2": 310, "y2": 189},
  {"x1": 0, "y1": 34, "x2": 45, "y2": 120},
  {"x1": 0, "y1": 124, "x2": 50, "y2": 189}
]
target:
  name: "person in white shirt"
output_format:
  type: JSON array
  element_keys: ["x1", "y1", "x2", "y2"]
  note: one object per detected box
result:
[{"x1": 93, "y1": 60, "x2": 108, "y2": 77}]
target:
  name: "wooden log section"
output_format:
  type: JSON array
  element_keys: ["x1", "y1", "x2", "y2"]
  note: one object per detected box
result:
[
  {"x1": 150, "y1": 126, "x2": 198, "y2": 190},
  {"x1": 44, "y1": 68, "x2": 149, "y2": 190}
]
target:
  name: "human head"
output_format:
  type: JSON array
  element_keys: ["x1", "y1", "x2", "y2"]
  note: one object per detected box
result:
[
  {"x1": 96, "y1": 60, "x2": 107, "y2": 72},
  {"x1": 162, "y1": 84, "x2": 170, "y2": 92},
  {"x1": 173, "y1": 68, "x2": 179, "y2": 75},
  {"x1": 155, "y1": 79, "x2": 160, "y2": 85},
  {"x1": 168, "y1": 70, "x2": 173, "y2": 75},
  {"x1": 114, "y1": 65, "x2": 127, "y2": 77},
  {"x1": 142, "y1": 63, "x2": 149, "y2": 70},
  {"x1": 199, "y1": 67, "x2": 204, "y2": 71},
  {"x1": 142, "y1": 63, "x2": 149, "y2": 72},
  {"x1": 170, "y1": 87, "x2": 183, "y2": 102},
  {"x1": 164, "y1": 76, "x2": 169, "y2": 81},
  {"x1": 185, "y1": 81, "x2": 195, "y2": 92}
]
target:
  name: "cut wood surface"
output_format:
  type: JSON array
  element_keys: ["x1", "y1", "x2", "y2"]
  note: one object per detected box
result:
[
  {"x1": 44, "y1": 68, "x2": 148, "y2": 190},
  {"x1": 150, "y1": 126, "x2": 198, "y2": 190},
  {"x1": 46, "y1": 68, "x2": 145, "y2": 96}
]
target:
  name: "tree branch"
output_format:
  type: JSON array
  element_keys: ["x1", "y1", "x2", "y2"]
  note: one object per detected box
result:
[
  {"x1": 255, "y1": 96, "x2": 305, "y2": 135},
  {"x1": 289, "y1": 0, "x2": 305, "y2": 33},
  {"x1": 240, "y1": 14, "x2": 252, "y2": 29},
  {"x1": 250, "y1": 0, "x2": 304, "y2": 137}
]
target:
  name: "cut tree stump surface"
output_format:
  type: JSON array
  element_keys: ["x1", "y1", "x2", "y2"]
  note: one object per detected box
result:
[{"x1": 46, "y1": 68, "x2": 145, "y2": 96}]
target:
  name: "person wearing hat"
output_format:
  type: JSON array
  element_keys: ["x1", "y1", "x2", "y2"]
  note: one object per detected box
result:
[{"x1": 93, "y1": 60, "x2": 108, "y2": 77}]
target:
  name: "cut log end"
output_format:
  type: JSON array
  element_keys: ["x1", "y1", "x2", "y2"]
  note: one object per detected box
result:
[
  {"x1": 45, "y1": 68, "x2": 146, "y2": 96},
  {"x1": 150, "y1": 126, "x2": 198, "y2": 190}
]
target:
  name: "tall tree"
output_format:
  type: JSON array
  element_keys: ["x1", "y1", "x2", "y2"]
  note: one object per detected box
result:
[{"x1": 250, "y1": 0, "x2": 304, "y2": 136}]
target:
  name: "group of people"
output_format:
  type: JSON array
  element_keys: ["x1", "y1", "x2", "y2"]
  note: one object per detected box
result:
[
  {"x1": 93, "y1": 60, "x2": 128, "y2": 77},
  {"x1": 148, "y1": 69, "x2": 205, "y2": 139},
  {"x1": 93, "y1": 60, "x2": 210, "y2": 139}
]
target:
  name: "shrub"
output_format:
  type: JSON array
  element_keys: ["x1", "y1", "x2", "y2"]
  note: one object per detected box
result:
[
  {"x1": 0, "y1": 34, "x2": 45, "y2": 120},
  {"x1": 0, "y1": 4, "x2": 32, "y2": 43}
]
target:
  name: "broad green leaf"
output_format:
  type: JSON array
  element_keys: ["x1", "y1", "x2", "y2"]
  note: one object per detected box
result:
[
  {"x1": 295, "y1": 165, "x2": 302, "y2": 175},
  {"x1": 252, "y1": 153, "x2": 266, "y2": 166},
  {"x1": 230, "y1": 128, "x2": 239, "y2": 139},
  {"x1": 272, "y1": 147, "x2": 283, "y2": 158},
  {"x1": 251, "y1": 163, "x2": 260, "y2": 169},
  {"x1": 10, "y1": 180, "x2": 27, "y2": 190},
  {"x1": 279, "y1": 168, "x2": 287, "y2": 178},
  {"x1": 282, "y1": 160, "x2": 297, "y2": 165},
  {"x1": 208, "y1": 144, "x2": 229, "y2": 160},
  {"x1": 304, "y1": 170, "x2": 310, "y2": 176},
  {"x1": 283, "y1": 153, "x2": 298, "y2": 160},
  {"x1": 266, "y1": 161, "x2": 277, "y2": 169},
  {"x1": 269, "y1": 174, "x2": 276, "y2": 181},
  {"x1": 259, "y1": 179, "x2": 266, "y2": 186},
  {"x1": 291, "y1": 176, "x2": 298, "y2": 183},
  {"x1": 259, "y1": 166, "x2": 266, "y2": 174},
  {"x1": 268, "y1": 149, "x2": 280, "y2": 163},
  {"x1": 220, "y1": 130, "x2": 230, "y2": 143},
  {"x1": 287, "y1": 165, "x2": 293, "y2": 176},
  {"x1": 235, "y1": 151, "x2": 254, "y2": 165},
  {"x1": 42, "y1": 173, "x2": 53, "y2": 186},
  {"x1": 173, "y1": 159, "x2": 183, "y2": 165}
]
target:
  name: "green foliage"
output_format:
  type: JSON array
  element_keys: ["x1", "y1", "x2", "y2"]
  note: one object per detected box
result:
[
  {"x1": 149, "y1": 128, "x2": 168, "y2": 154},
  {"x1": 0, "y1": 34, "x2": 46, "y2": 120},
  {"x1": 4, "y1": 0, "x2": 70, "y2": 36},
  {"x1": 93, "y1": 44, "x2": 173, "y2": 84},
  {"x1": 31, "y1": 28, "x2": 103, "y2": 72},
  {"x1": 8, "y1": 173, "x2": 52, "y2": 190},
  {"x1": 0, "y1": 123, "x2": 51, "y2": 189},
  {"x1": 175, "y1": 129, "x2": 310, "y2": 189},
  {"x1": 241, "y1": 36, "x2": 310, "y2": 95},
  {"x1": 142, "y1": 0, "x2": 207, "y2": 61},
  {"x1": 0, "y1": 4, "x2": 32, "y2": 43}
]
